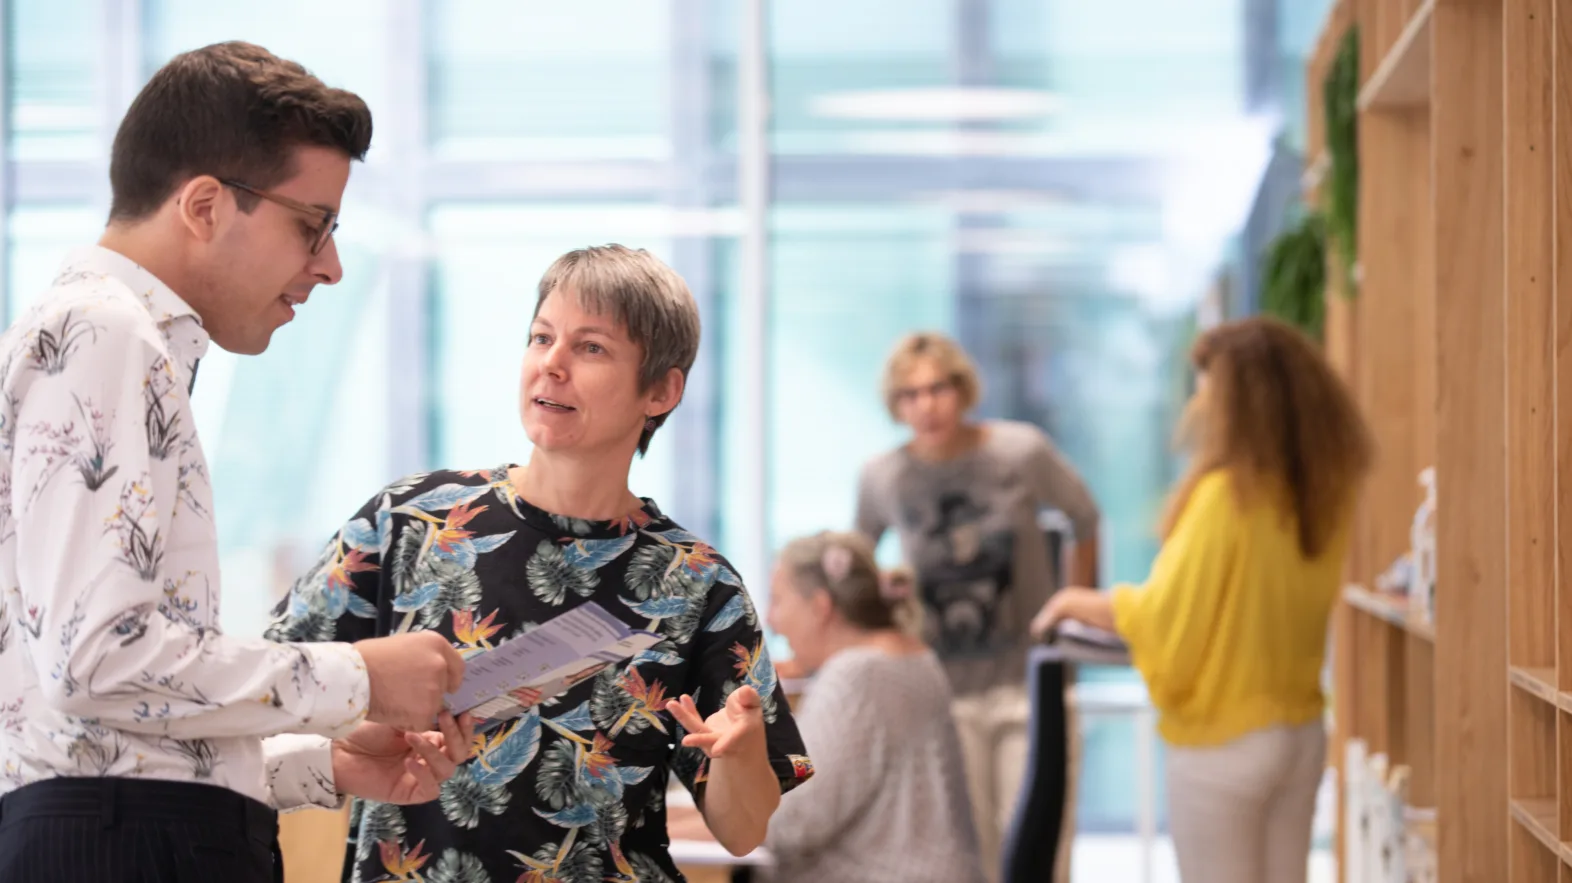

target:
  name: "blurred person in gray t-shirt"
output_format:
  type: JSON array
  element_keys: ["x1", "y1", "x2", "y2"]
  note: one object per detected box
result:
[{"x1": 855, "y1": 331, "x2": 1100, "y2": 883}]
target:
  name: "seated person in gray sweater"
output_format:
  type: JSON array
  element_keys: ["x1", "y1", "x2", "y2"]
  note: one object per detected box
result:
[{"x1": 761, "y1": 531, "x2": 986, "y2": 883}]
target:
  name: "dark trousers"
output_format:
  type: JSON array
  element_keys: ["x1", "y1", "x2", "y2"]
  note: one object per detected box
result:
[{"x1": 0, "y1": 777, "x2": 283, "y2": 883}]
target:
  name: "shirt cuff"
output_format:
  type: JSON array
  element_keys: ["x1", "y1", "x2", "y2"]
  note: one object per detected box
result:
[
  {"x1": 295, "y1": 641, "x2": 371, "y2": 739},
  {"x1": 263, "y1": 733, "x2": 343, "y2": 813}
]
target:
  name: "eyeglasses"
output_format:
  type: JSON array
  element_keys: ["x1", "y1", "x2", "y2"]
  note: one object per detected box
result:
[
  {"x1": 894, "y1": 378, "x2": 957, "y2": 403},
  {"x1": 219, "y1": 179, "x2": 339, "y2": 255}
]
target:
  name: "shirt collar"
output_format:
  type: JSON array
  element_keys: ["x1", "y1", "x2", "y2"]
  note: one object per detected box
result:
[{"x1": 57, "y1": 245, "x2": 204, "y2": 330}]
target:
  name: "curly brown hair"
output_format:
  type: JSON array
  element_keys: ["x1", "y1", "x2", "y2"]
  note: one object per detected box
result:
[{"x1": 1159, "y1": 316, "x2": 1374, "y2": 558}]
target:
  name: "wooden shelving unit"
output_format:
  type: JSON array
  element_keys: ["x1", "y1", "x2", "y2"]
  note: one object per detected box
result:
[
  {"x1": 1312, "y1": 0, "x2": 1572, "y2": 880},
  {"x1": 1357, "y1": 0, "x2": 1434, "y2": 111}
]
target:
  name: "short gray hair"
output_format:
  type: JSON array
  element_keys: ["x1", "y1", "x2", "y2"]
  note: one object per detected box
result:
[{"x1": 535, "y1": 244, "x2": 701, "y2": 455}]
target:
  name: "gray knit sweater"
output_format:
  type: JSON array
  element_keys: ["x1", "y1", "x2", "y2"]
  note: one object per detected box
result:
[{"x1": 762, "y1": 646, "x2": 987, "y2": 883}]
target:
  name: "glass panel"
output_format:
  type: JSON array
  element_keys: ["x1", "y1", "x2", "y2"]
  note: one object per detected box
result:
[
  {"x1": 8, "y1": 0, "x2": 98, "y2": 160},
  {"x1": 2, "y1": 199, "x2": 390, "y2": 636},
  {"x1": 427, "y1": 204, "x2": 710, "y2": 517},
  {"x1": 990, "y1": 0, "x2": 1247, "y2": 152},
  {"x1": 958, "y1": 203, "x2": 1196, "y2": 835},
  {"x1": 197, "y1": 200, "x2": 391, "y2": 635},
  {"x1": 713, "y1": 204, "x2": 954, "y2": 649},
  {"x1": 762, "y1": 0, "x2": 953, "y2": 154},
  {"x1": 1279, "y1": 0, "x2": 1338, "y2": 150},
  {"x1": 7, "y1": 204, "x2": 103, "y2": 322},
  {"x1": 142, "y1": 0, "x2": 389, "y2": 116},
  {"x1": 427, "y1": 2, "x2": 671, "y2": 160}
]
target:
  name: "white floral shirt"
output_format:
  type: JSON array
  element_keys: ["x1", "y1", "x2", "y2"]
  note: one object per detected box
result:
[{"x1": 0, "y1": 245, "x2": 370, "y2": 811}]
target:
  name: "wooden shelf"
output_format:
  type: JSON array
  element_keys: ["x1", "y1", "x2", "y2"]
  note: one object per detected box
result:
[
  {"x1": 1510, "y1": 666, "x2": 1560, "y2": 708},
  {"x1": 1302, "y1": 152, "x2": 1330, "y2": 193},
  {"x1": 1317, "y1": 0, "x2": 1572, "y2": 878},
  {"x1": 1357, "y1": 0, "x2": 1435, "y2": 111},
  {"x1": 1509, "y1": 798, "x2": 1566, "y2": 863},
  {"x1": 1342, "y1": 584, "x2": 1435, "y2": 641}
]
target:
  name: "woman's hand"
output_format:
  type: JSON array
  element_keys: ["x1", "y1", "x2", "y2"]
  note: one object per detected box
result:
[
  {"x1": 667, "y1": 686, "x2": 779, "y2": 857},
  {"x1": 667, "y1": 686, "x2": 767, "y2": 761},
  {"x1": 1030, "y1": 587, "x2": 1116, "y2": 639}
]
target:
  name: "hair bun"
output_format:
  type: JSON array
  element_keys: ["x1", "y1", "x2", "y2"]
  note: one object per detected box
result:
[
  {"x1": 878, "y1": 569, "x2": 914, "y2": 602},
  {"x1": 821, "y1": 543, "x2": 854, "y2": 584}
]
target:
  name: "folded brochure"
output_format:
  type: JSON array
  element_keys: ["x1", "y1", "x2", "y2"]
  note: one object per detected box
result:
[
  {"x1": 1054, "y1": 619, "x2": 1128, "y2": 651},
  {"x1": 444, "y1": 601, "x2": 663, "y2": 725}
]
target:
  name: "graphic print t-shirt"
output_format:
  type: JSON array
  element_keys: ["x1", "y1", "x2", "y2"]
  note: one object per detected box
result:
[
  {"x1": 266, "y1": 465, "x2": 812, "y2": 883},
  {"x1": 855, "y1": 420, "x2": 1100, "y2": 696}
]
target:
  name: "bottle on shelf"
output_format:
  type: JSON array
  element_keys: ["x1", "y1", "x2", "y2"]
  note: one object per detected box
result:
[{"x1": 1410, "y1": 467, "x2": 1437, "y2": 623}]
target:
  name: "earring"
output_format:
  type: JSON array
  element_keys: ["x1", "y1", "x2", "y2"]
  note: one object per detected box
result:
[{"x1": 645, "y1": 418, "x2": 656, "y2": 431}]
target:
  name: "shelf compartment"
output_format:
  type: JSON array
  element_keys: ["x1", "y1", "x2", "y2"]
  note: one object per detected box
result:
[
  {"x1": 1511, "y1": 799, "x2": 1566, "y2": 863},
  {"x1": 1358, "y1": 0, "x2": 1436, "y2": 111},
  {"x1": 1343, "y1": 584, "x2": 1435, "y2": 642}
]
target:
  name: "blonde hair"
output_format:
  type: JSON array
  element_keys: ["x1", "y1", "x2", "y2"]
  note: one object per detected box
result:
[
  {"x1": 880, "y1": 331, "x2": 982, "y2": 419},
  {"x1": 776, "y1": 531, "x2": 922, "y2": 633},
  {"x1": 535, "y1": 244, "x2": 701, "y2": 455},
  {"x1": 1161, "y1": 316, "x2": 1373, "y2": 558}
]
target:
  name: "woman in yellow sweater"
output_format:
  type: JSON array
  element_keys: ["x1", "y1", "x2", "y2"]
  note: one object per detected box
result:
[{"x1": 1032, "y1": 316, "x2": 1372, "y2": 883}]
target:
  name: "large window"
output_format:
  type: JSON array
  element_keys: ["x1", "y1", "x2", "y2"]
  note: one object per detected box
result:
[
  {"x1": 7, "y1": 204, "x2": 101, "y2": 320},
  {"x1": 142, "y1": 0, "x2": 390, "y2": 115},
  {"x1": 8, "y1": 0, "x2": 97, "y2": 161},
  {"x1": 427, "y1": 1, "x2": 672, "y2": 160},
  {"x1": 761, "y1": 205, "x2": 956, "y2": 547},
  {"x1": 192, "y1": 200, "x2": 392, "y2": 636},
  {"x1": 765, "y1": 0, "x2": 953, "y2": 154},
  {"x1": 2, "y1": 0, "x2": 1280, "y2": 841}
]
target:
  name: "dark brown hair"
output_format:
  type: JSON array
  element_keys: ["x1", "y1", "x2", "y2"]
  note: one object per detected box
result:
[
  {"x1": 109, "y1": 41, "x2": 373, "y2": 223},
  {"x1": 1160, "y1": 316, "x2": 1373, "y2": 558}
]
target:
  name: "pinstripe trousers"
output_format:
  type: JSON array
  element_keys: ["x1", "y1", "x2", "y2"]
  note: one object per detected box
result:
[{"x1": 0, "y1": 777, "x2": 283, "y2": 883}]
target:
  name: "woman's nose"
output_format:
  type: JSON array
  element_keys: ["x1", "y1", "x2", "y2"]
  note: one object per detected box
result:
[{"x1": 540, "y1": 343, "x2": 568, "y2": 376}]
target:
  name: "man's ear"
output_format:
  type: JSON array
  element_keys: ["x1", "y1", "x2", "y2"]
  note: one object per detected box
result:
[{"x1": 175, "y1": 176, "x2": 228, "y2": 245}]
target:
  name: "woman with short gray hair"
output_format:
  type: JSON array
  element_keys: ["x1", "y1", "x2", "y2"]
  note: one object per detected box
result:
[{"x1": 268, "y1": 244, "x2": 812, "y2": 883}]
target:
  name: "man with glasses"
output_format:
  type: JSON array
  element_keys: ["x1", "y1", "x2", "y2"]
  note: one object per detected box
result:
[{"x1": 0, "y1": 42, "x2": 471, "y2": 882}]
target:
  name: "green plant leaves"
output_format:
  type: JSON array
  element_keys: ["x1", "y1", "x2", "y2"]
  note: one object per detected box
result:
[
  {"x1": 1324, "y1": 25, "x2": 1360, "y2": 296},
  {"x1": 1262, "y1": 209, "x2": 1329, "y2": 340}
]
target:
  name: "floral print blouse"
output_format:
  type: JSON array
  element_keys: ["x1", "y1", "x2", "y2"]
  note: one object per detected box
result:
[
  {"x1": 0, "y1": 246, "x2": 368, "y2": 814},
  {"x1": 266, "y1": 466, "x2": 813, "y2": 883}
]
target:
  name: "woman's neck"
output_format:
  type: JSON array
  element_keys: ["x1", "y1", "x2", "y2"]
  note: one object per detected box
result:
[
  {"x1": 908, "y1": 421, "x2": 985, "y2": 463},
  {"x1": 817, "y1": 620, "x2": 923, "y2": 663},
  {"x1": 512, "y1": 451, "x2": 642, "y2": 521}
]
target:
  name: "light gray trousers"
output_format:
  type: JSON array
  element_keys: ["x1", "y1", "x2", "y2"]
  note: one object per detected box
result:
[{"x1": 1165, "y1": 721, "x2": 1327, "y2": 883}]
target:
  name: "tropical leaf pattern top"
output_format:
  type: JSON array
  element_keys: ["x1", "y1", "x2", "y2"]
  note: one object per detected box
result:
[{"x1": 266, "y1": 465, "x2": 813, "y2": 883}]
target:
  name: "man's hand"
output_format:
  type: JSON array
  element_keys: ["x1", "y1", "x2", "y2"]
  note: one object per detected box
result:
[
  {"x1": 331, "y1": 712, "x2": 476, "y2": 805},
  {"x1": 355, "y1": 631, "x2": 466, "y2": 732},
  {"x1": 668, "y1": 686, "x2": 767, "y2": 760}
]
